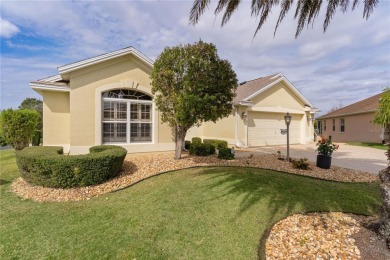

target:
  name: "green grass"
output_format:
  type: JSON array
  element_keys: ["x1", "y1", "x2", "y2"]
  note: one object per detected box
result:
[
  {"x1": 347, "y1": 142, "x2": 388, "y2": 150},
  {"x1": 0, "y1": 150, "x2": 382, "y2": 259}
]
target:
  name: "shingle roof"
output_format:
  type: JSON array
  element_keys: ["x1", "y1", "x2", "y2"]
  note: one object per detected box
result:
[
  {"x1": 317, "y1": 92, "x2": 382, "y2": 119},
  {"x1": 233, "y1": 73, "x2": 281, "y2": 104}
]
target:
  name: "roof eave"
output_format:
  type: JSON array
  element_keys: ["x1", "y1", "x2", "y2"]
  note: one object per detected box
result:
[
  {"x1": 30, "y1": 82, "x2": 70, "y2": 93},
  {"x1": 316, "y1": 109, "x2": 377, "y2": 119},
  {"x1": 58, "y1": 47, "x2": 154, "y2": 77}
]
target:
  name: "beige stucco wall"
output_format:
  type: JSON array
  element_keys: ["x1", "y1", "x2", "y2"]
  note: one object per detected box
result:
[
  {"x1": 319, "y1": 112, "x2": 382, "y2": 143},
  {"x1": 251, "y1": 81, "x2": 305, "y2": 111},
  {"x1": 62, "y1": 54, "x2": 175, "y2": 154},
  {"x1": 42, "y1": 91, "x2": 70, "y2": 147}
]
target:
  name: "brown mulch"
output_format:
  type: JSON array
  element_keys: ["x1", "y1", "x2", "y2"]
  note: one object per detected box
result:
[
  {"x1": 266, "y1": 213, "x2": 390, "y2": 260},
  {"x1": 11, "y1": 152, "x2": 378, "y2": 202}
]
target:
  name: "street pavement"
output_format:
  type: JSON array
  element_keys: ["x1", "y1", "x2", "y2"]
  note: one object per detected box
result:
[{"x1": 236, "y1": 143, "x2": 387, "y2": 174}]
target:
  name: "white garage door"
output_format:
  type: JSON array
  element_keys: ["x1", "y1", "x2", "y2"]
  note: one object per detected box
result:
[{"x1": 248, "y1": 112, "x2": 302, "y2": 146}]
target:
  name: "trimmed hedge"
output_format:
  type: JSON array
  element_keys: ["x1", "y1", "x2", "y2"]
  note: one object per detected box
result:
[
  {"x1": 218, "y1": 147, "x2": 235, "y2": 160},
  {"x1": 189, "y1": 142, "x2": 215, "y2": 156},
  {"x1": 16, "y1": 145, "x2": 127, "y2": 188},
  {"x1": 191, "y1": 137, "x2": 202, "y2": 144},
  {"x1": 203, "y1": 139, "x2": 228, "y2": 150}
]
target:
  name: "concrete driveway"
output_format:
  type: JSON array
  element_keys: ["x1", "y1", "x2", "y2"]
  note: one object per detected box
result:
[{"x1": 237, "y1": 143, "x2": 387, "y2": 174}]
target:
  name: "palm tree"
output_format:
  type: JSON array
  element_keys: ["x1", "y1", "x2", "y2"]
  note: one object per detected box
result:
[{"x1": 189, "y1": 0, "x2": 379, "y2": 38}]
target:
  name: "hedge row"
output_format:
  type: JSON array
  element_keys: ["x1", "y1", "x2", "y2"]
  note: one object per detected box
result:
[
  {"x1": 187, "y1": 137, "x2": 231, "y2": 158},
  {"x1": 16, "y1": 145, "x2": 127, "y2": 188}
]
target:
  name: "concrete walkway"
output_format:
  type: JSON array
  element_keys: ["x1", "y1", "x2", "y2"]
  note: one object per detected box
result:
[{"x1": 236, "y1": 143, "x2": 387, "y2": 174}]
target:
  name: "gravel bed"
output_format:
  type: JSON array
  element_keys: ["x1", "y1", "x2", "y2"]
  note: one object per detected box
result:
[
  {"x1": 266, "y1": 212, "x2": 362, "y2": 259},
  {"x1": 11, "y1": 152, "x2": 378, "y2": 202}
]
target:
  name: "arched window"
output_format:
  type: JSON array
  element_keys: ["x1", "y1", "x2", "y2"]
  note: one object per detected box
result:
[{"x1": 102, "y1": 89, "x2": 153, "y2": 143}]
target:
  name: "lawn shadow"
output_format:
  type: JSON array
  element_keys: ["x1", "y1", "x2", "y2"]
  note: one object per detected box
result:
[{"x1": 194, "y1": 166, "x2": 381, "y2": 259}]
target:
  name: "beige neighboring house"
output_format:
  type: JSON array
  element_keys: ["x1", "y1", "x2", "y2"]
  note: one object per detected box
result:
[
  {"x1": 316, "y1": 92, "x2": 385, "y2": 143},
  {"x1": 30, "y1": 46, "x2": 317, "y2": 154}
]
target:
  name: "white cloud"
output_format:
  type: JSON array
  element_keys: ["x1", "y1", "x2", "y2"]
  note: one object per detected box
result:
[
  {"x1": 0, "y1": 18, "x2": 19, "y2": 38},
  {"x1": 0, "y1": 0, "x2": 389, "y2": 114}
]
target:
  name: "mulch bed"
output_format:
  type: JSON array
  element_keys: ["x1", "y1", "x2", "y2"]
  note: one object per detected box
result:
[{"x1": 11, "y1": 151, "x2": 378, "y2": 203}]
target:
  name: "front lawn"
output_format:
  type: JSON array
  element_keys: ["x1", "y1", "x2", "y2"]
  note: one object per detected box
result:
[
  {"x1": 347, "y1": 142, "x2": 387, "y2": 150},
  {"x1": 0, "y1": 150, "x2": 381, "y2": 259}
]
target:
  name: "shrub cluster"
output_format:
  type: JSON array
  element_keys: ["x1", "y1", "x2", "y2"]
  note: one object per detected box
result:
[
  {"x1": 218, "y1": 147, "x2": 234, "y2": 160},
  {"x1": 189, "y1": 142, "x2": 215, "y2": 156},
  {"x1": 16, "y1": 145, "x2": 127, "y2": 188},
  {"x1": 188, "y1": 137, "x2": 229, "y2": 157},
  {"x1": 203, "y1": 139, "x2": 228, "y2": 150},
  {"x1": 292, "y1": 158, "x2": 310, "y2": 170}
]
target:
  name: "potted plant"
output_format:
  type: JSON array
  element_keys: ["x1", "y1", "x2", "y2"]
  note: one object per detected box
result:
[{"x1": 316, "y1": 137, "x2": 339, "y2": 169}]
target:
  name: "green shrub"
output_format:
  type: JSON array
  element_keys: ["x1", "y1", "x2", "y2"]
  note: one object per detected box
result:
[
  {"x1": 218, "y1": 147, "x2": 234, "y2": 160},
  {"x1": 203, "y1": 139, "x2": 228, "y2": 150},
  {"x1": 31, "y1": 130, "x2": 42, "y2": 146},
  {"x1": 192, "y1": 137, "x2": 202, "y2": 144},
  {"x1": 15, "y1": 145, "x2": 127, "y2": 188},
  {"x1": 189, "y1": 142, "x2": 215, "y2": 156},
  {"x1": 292, "y1": 158, "x2": 310, "y2": 170},
  {"x1": 185, "y1": 140, "x2": 191, "y2": 150},
  {"x1": 0, "y1": 109, "x2": 39, "y2": 150}
]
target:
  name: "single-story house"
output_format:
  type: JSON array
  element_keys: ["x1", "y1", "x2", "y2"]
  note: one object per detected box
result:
[
  {"x1": 316, "y1": 92, "x2": 385, "y2": 143},
  {"x1": 30, "y1": 46, "x2": 317, "y2": 154}
]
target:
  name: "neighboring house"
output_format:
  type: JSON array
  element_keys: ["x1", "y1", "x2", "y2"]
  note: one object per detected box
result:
[
  {"x1": 30, "y1": 46, "x2": 317, "y2": 154},
  {"x1": 316, "y1": 93, "x2": 385, "y2": 143}
]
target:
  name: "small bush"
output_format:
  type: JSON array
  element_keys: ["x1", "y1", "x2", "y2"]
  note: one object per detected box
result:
[
  {"x1": 218, "y1": 147, "x2": 234, "y2": 160},
  {"x1": 192, "y1": 137, "x2": 202, "y2": 144},
  {"x1": 184, "y1": 140, "x2": 191, "y2": 150},
  {"x1": 16, "y1": 145, "x2": 127, "y2": 188},
  {"x1": 203, "y1": 139, "x2": 228, "y2": 150},
  {"x1": 0, "y1": 109, "x2": 39, "y2": 150},
  {"x1": 189, "y1": 142, "x2": 215, "y2": 156},
  {"x1": 292, "y1": 158, "x2": 310, "y2": 170}
]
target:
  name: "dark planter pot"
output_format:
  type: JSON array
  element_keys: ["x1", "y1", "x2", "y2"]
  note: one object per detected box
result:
[{"x1": 316, "y1": 155, "x2": 332, "y2": 169}]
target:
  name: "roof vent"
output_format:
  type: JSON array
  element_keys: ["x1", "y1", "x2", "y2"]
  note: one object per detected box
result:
[{"x1": 239, "y1": 81, "x2": 247, "y2": 85}]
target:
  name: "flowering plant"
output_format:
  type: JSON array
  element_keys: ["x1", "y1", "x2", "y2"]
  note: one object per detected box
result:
[{"x1": 316, "y1": 137, "x2": 339, "y2": 157}]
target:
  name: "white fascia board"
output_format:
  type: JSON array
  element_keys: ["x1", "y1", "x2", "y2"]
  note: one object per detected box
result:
[
  {"x1": 281, "y1": 77, "x2": 314, "y2": 108},
  {"x1": 58, "y1": 47, "x2": 154, "y2": 75},
  {"x1": 30, "y1": 82, "x2": 70, "y2": 92},
  {"x1": 243, "y1": 78, "x2": 282, "y2": 102},
  {"x1": 39, "y1": 74, "x2": 62, "y2": 82},
  {"x1": 243, "y1": 76, "x2": 315, "y2": 109}
]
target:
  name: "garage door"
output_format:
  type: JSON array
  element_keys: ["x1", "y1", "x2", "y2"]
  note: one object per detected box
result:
[{"x1": 248, "y1": 112, "x2": 302, "y2": 146}]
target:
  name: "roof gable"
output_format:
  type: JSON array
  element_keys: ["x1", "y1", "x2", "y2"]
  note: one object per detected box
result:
[
  {"x1": 317, "y1": 92, "x2": 382, "y2": 119},
  {"x1": 234, "y1": 73, "x2": 315, "y2": 108},
  {"x1": 58, "y1": 46, "x2": 153, "y2": 80}
]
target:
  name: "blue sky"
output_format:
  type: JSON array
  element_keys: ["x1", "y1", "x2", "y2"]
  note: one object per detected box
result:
[{"x1": 1, "y1": 0, "x2": 389, "y2": 116}]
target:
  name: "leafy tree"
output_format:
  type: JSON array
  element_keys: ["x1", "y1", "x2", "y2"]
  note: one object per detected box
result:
[
  {"x1": 0, "y1": 109, "x2": 39, "y2": 150},
  {"x1": 19, "y1": 98, "x2": 43, "y2": 146},
  {"x1": 190, "y1": 0, "x2": 379, "y2": 38},
  {"x1": 374, "y1": 88, "x2": 390, "y2": 247},
  {"x1": 151, "y1": 41, "x2": 238, "y2": 159},
  {"x1": 0, "y1": 133, "x2": 7, "y2": 147}
]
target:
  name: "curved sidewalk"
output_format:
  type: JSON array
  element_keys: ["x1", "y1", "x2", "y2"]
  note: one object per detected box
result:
[{"x1": 238, "y1": 143, "x2": 387, "y2": 174}]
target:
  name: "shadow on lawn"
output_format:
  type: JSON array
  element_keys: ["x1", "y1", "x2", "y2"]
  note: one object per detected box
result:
[{"x1": 195, "y1": 166, "x2": 381, "y2": 259}]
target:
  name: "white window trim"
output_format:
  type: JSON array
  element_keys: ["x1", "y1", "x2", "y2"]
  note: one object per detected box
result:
[{"x1": 95, "y1": 81, "x2": 158, "y2": 146}]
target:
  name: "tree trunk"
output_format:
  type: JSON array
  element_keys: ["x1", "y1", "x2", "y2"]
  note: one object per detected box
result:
[{"x1": 174, "y1": 126, "x2": 187, "y2": 160}]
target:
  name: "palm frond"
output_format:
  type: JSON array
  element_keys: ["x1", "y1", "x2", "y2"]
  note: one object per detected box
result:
[
  {"x1": 189, "y1": 0, "x2": 211, "y2": 25},
  {"x1": 222, "y1": 0, "x2": 242, "y2": 26}
]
